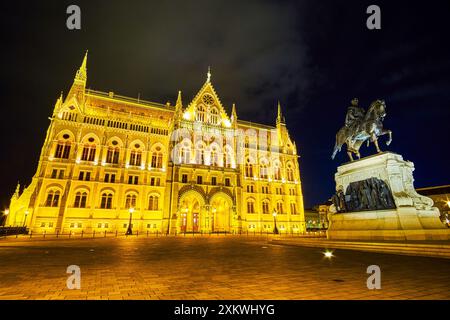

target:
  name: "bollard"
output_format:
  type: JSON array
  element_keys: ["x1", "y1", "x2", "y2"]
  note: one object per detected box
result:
[
  {"x1": 81, "y1": 230, "x2": 84, "y2": 238},
  {"x1": 136, "y1": 230, "x2": 139, "y2": 237},
  {"x1": 30, "y1": 231, "x2": 33, "y2": 239},
  {"x1": 147, "y1": 230, "x2": 149, "y2": 237},
  {"x1": 93, "y1": 230, "x2": 96, "y2": 238},
  {"x1": 104, "y1": 230, "x2": 107, "y2": 238},
  {"x1": 43, "y1": 230, "x2": 46, "y2": 238},
  {"x1": 115, "y1": 230, "x2": 118, "y2": 237},
  {"x1": 57, "y1": 230, "x2": 59, "y2": 238}
]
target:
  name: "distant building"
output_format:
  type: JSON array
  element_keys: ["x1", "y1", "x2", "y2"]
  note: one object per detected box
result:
[
  {"x1": 304, "y1": 204, "x2": 329, "y2": 230},
  {"x1": 416, "y1": 185, "x2": 450, "y2": 226}
]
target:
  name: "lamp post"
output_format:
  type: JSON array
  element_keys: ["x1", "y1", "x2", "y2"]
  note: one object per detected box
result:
[
  {"x1": 272, "y1": 210, "x2": 279, "y2": 234},
  {"x1": 126, "y1": 207, "x2": 134, "y2": 235},
  {"x1": 23, "y1": 210, "x2": 29, "y2": 227},
  {"x1": 2, "y1": 209, "x2": 9, "y2": 226}
]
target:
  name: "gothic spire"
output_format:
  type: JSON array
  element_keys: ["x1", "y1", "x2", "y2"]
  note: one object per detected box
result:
[
  {"x1": 75, "y1": 50, "x2": 88, "y2": 83},
  {"x1": 276, "y1": 100, "x2": 285, "y2": 125},
  {"x1": 206, "y1": 66, "x2": 211, "y2": 83}
]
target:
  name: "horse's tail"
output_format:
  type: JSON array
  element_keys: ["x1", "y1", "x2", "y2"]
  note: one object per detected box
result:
[
  {"x1": 331, "y1": 142, "x2": 339, "y2": 160},
  {"x1": 331, "y1": 129, "x2": 345, "y2": 159}
]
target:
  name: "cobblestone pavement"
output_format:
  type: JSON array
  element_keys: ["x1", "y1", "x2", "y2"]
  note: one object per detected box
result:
[{"x1": 0, "y1": 236, "x2": 449, "y2": 300}]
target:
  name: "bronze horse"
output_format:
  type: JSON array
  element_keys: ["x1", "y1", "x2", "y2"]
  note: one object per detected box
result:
[{"x1": 332, "y1": 99, "x2": 392, "y2": 161}]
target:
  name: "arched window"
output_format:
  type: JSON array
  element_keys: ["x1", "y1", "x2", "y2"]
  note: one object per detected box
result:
[
  {"x1": 45, "y1": 190, "x2": 60, "y2": 207},
  {"x1": 287, "y1": 163, "x2": 294, "y2": 181},
  {"x1": 260, "y1": 159, "x2": 269, "y2": 179},
  {"x1": 290, "y1": 202, "x2": 297, "y2": 215},
  {"x1": 196, "y1": 105, "x2": 206, "y2": 122},
  {"x1": 125, "y1": 194, "x2": 137, "y2": 209},
  {"x1": 180, "y1": 142, "x2": 191, "y2": 164},
  {"x1": 74, "y1": 192, "x2": 88, "y2": 208},
  {"x1": 247, "y1": 199, "x2": 255, "y2": 214},
  {"x1": 194, "y1": 143, "x2": 205, "y2": 165},
  {"x1": 209, "y1": 107, "x2": 219, "y2": 125},
  {"x1": 148, "y1": 195, "x2": 159, "y2": 210},
  {"x1": 210, "y1": 147, "x2": 219, "y2": 166},
  {"x1": 273, "y1": 162, "x2": 281, "y2": 180},
  {"x1": 130, "y1": 150, "x2": 142, "y2": 166},
  {"x1": 106, "y1": 147, "x2": 120, "y2": 164},
  {"x1": 55, "y1": 142, "x2": 71, "y2": 159},
  {"x1": 151, "y1": 146, "x2": 163, "y2": 168},
  {"x1": 81, "y1": 144, "x2": 96, "y2": 161},
  {"x1": 277, "y1": 201, "x2": 284, "y2": 214},
  {"x1": 100, "y1": 193, "x2": 113, "y2": 209},
  {"x1": 245, "y1": 158, "x2": 254, "y2": 177},
  {"x1": 262, "y1": 200, "x2": 270, "y2": 214}
]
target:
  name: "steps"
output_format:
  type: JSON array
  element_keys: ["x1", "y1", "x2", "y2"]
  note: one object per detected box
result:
[{"x1": 271, "y1": 238, "x2": 450, "y2": 259}]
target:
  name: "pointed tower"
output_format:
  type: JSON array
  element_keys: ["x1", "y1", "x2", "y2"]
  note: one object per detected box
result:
[
  {"x1": 12, "y1": 182, "x2": 21, "y2": 200},
  {"x1": 231, "y1": 103, "x2": 238, "y2": 128},
  {"x1": 276, "y1": 100, "x2": 286, "y2": 126},
  {"x1": 67, "y1": 51, "x2": 88, "y2": 102},
  {"x1": 174, "y1": 90, "x2": 183, "y2": 121},
  {"x1": 276, "y1": 101, "x2": 291, "y2": 149}
]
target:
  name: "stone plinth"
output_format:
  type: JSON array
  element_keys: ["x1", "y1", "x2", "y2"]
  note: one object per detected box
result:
[{"x1": 327, "y1": 152, "x2": 449, "y2": 241}]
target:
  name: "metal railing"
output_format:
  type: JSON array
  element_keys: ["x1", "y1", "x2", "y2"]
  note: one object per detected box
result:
[{"x1": 0, "y1": 227, "x2": 29, "y2": 237}]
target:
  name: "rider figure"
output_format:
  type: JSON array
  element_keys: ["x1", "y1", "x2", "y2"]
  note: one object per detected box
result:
[{"x1": 345, "y1": 98, "x2": 365, "y2": 132}]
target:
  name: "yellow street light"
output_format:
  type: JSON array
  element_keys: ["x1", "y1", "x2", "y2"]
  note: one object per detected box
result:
[
  {"x1": 323, "y1": 250, "x2": 334, "y2": 259},
  {"x1": 4, "y1": 209, "x2": 9, "y2": 216}
]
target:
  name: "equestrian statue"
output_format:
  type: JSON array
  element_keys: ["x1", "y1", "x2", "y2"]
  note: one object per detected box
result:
[{"x1": 331, "y1": 98, "x2": 392, "y2": 161}]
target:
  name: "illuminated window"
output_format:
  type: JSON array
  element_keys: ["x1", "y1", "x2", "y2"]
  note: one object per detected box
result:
[
  {"x1": 287, "y1": 163, "x2": 294, "y2": 181},
  {"x1": 260, "y1": 160, "x2": 269, "y2": 179},
  {"x1": 81, "y1": 144, "x2": 96, "y2": 161},
  {"x1": 277, "y1": 201, "x2": 284, "y2": 214},
  {"x1": 45, "y1": 190, "x2": 60, "y2": 207},
  {"x1": 148, "y1": 195, "x2": 159, "y2": 210},
  {"x1": 55, "y1": 142, "x2": 71, "y2": 159},
  {"x1": 245, "y1": 158, "x2": 254, "y2": 177},
  {"x1": 125, "y1": 194, "x2": 137, "y2": 209},
  {"x1": 129, "y1": 150, "x2": 142, "y2": 166},
  {"x1": 100, "y1": 193, "x2": 113, "y2": 209},
  {"x1": 106, "y1": 147, "x2": 120, "y2": 164},
  {"x1": 151, "y1": 148, "x2": 163, "y2": 168},
  {"x1": 262, "y1": 201, "x2": 270, "y2": 214},
  {"x1": 196, "y1": 105, "x2": 206, "y2": 122},
  {"x1": 74, "y1": 192, "x2": 88, "y2": 208},
  {"x1": 274, "y1": 163, "x2": 281, "y2": 180},
  {"x1": 290, "y1": 202, "x2": 297, "y2": 215},
  {"x1": 247, "y1": 200, "x2": 255, "y2": 213},
  {"x1": 195, "y1": 144, "x2": 205, "y2": 165},
  {"x1": 209, "y1": 107, "x2": 219, "y2": 125}
]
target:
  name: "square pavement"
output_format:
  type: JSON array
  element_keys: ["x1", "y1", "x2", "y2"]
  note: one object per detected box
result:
[{"x1": 0, "y1": 236, "x2": 449, "y2": 300}]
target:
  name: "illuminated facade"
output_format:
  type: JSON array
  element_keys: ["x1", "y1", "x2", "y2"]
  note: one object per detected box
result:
[{"x1": 7, "y1": 53, "x2": 305, "y2": 234}]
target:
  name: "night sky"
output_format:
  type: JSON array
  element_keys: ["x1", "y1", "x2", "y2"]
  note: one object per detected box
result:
[{"x1": 1, "y1": 0, "x2": 449, "y2": 211}]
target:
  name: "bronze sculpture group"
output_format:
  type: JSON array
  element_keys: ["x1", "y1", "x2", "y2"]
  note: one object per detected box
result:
[
  {"x1": 332, "y1": 98, "x2": 392, "y2": 161},
  {"x1": 332, "y1": 178, "x2": 396, "y2": 213}
]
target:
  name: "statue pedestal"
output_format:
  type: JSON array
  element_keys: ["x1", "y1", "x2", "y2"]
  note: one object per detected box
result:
[{"x1": 327, "y1": 152, "x2": 449, "y2": 241}]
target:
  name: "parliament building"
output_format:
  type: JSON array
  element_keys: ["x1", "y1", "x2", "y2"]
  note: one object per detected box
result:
[{"x1": 7, "y1": 53, "x2": 305, "y2": 235}]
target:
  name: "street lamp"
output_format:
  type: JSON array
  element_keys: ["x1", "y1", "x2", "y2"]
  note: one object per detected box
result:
[
  {"x1": 23, "y1": 210, "x2": 29, "y2": 227},
  {"x1": 126, "y1": 207, "x2": 134, "y2": 235},
  {"x1": 2, "y1": 209, "x2": 9, "y2": 226},
  {"x1": 446, "y1": 200, "x2": 450, "y2": 208},
  {"x1": 272, "y1": 210, "x2": 279, "y2": 234}
]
